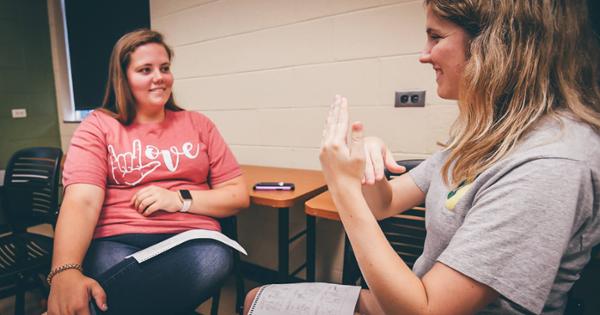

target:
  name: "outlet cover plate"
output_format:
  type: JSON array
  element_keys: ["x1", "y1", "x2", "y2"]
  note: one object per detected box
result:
[
  {"x1": 11, "y1": 108, "x2": 27, "y2": 118},
  {"x1": 395, "y1": 91, "x2": 426, "y2": 107}
]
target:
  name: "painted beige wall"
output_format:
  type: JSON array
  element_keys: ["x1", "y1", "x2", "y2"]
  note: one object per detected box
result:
[
  {"x1": 152, "y1": 0, "x2": 457, "y2": 171},
  {"x1": 52, "y1": 0, "x2": 458, "y2": 282}
]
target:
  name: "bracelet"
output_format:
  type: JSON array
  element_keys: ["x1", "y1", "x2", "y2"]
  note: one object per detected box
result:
[{"x1": 47, "y1": 263, "x2": 83, "y2": 285}]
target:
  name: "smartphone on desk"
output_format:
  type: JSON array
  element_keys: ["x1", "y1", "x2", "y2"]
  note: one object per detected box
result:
[{"x1": 253, "y1": 182, "x2": 295, "y2": 191}]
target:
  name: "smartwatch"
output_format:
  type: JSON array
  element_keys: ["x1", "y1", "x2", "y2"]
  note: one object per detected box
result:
[{"x1": 179, "y1": 190, "x2": 192, "y2": 213}]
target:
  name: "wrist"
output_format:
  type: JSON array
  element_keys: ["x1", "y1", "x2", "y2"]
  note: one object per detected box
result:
[
  {"x1": 174, "y1": 191, "x2": 183, "y2": 208},
  {"x1": 329, "y1": 179, "x2": 362, "y2": 197},
  {"x1": 328, "y1": 175, "x2": 362, "y2": 190},
  {"x1": 178, "y1": 189, "x2": 193, "y2": 212},
  {"x1": 330, "y1": 184, "x2": 370, "y2": 217},
  {"x1": 47, "y1": 263, "x2": 83, "y2": 285}
]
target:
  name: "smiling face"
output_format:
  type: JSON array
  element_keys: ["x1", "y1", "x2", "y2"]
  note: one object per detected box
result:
[
  {"x1": 419, "y1": 6, "x2": 470, "y2": 100},
  {"x1": 126, "y1": 43, "x2": 173, "y2": 112}
]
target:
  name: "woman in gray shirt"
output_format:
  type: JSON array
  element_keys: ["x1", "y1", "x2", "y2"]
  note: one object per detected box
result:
[{"x1": 318, "y1": 0, "x2": 600, "y2": 314}]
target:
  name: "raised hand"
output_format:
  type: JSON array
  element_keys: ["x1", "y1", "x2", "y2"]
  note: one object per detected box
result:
[
  {"x1": 131, "y1": 185, "x2": 183, "y2": 216},
  {"x1": 319, "y1": 95, "x2": 366, "y2": 187},
  {"x1": 109, "y1": 139, "x2": 161, "y2": 186}
]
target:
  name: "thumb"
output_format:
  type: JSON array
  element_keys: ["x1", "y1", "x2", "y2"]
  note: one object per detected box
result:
[
  {"x1": 384, "y1": 149, "x2": 406, "y2": 174},
  {"x1": 89, "y1": 281, "x2": 108, "y2": 312},
  {"x1": 350, "y1": 121, "x2": 365, "y2": 159}
]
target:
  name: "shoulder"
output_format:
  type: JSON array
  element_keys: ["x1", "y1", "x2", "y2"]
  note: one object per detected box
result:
[
  {"x1": 411, "y1": 150, "x2": 449, "y2": 176},
  {"x1": 474, "y1": 115, "x2": 600, "y2": 191},
  {"x1": 169, "y1": 109, "x2": 215, "y2": 127},
  {"x1": 483, "y1": 115, "x2": 600, "y2": 183},
  {"x1": 516, "y1": 115, "x2": 600, "y2": 163},
  {"x1": 476, "y1": 117, "x2": 599, "y2": 199},
  {"x1": 74, "y1": 110, "x2": 121, "y2": 134}
]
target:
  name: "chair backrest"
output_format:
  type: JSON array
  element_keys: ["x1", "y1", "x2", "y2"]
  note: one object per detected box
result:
[
  {"x1": 565, "y1": 243, "x2": 600, "y2": 314},
  {"x1": 384, "y1": 159, "x2": 423, "y2": 180},
  {"x1": 380, "y1": 207, "x2": 426, "y2": 268},
  {"x1": 381, "y1": 159, "x2": 426, "y2": 268},
  {"x1": 2, "y1": 147, "x2": 63, "y2": 232}
]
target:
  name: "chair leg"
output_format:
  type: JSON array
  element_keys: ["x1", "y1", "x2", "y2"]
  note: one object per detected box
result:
[
  {"x1": 341, "y1": 234, "x2": 361, "y2": 286},
  {"x1": 210, "y1": 289, "x2": 220, "y2": 315},
  {"x1": 225, "y1": 216, "x2": 245, "y2": 314},
  {"x1": 36, "y1": 273, "x2": 50, "y2": 297},
  {"x1": 15, "y1": 289, "x2": 25, "y2": 315},
  {"x1": 233, "y1": 252, "x2": 245, "y2": 314}
]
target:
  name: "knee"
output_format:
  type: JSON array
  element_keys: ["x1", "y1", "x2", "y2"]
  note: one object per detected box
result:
[
  {"x1": 243, "y1": 287, "x2": 262, "y2": 315},
  {"x1": 207, "y1": 245, "x2": 234, "y2": 279},
  {"x1": 189, "y1": 241, "x2": 233, "y2": 280}
]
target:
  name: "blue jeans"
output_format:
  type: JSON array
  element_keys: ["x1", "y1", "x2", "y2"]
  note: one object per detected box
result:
[{"x1": 84, "y1": 233, "x2": 233, "y2": 315}]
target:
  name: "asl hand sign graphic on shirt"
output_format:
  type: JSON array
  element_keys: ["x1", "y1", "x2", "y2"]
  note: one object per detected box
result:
[
  {"x1": 109, "y1": 140, "x2": 161, "y2": 186},
  {"x1": 108, "y1": 139, "x2": 201, "y2": 186}
]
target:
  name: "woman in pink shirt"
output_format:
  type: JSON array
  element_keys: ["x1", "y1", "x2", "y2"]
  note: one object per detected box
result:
[{"x1": 47, "y1": 29, "x2": 249, "y2": 315}]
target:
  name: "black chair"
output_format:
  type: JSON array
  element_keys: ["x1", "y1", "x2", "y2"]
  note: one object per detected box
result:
[
  {"x1": 565, "y1": 244, "x2": 600, "y2": 315},
  {"x1": 0, "y1": 147, "x2": 63, "y2": 315},
  {"x1": 209, "y1": 215, "x2": 245, "y2": 315},
  {"x1": 342, "y1": 159, "x2": 426, "y2": 286}
]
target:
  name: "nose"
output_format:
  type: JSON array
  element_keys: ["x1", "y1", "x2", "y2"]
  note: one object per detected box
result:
[
  {"x1": 419, "y1": 41, "x2": 432, "y2": 64},
  {"x1": 419, "y1": 49, "x2": 431, "y2": 64},
  {"x1": 152, "y1": 69, "x2": 164, "y2": 83}
]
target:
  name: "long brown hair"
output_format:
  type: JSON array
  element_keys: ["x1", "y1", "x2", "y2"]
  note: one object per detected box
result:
[
  {"x1": 426, "y1": 0, "x2": 600, "y2": 186},
  {"x1": 99, "y1": 29, "x2": 183, "y2": 125}
]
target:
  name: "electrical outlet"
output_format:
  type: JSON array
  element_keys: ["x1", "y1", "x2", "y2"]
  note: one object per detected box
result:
[
  {"x1": 11, "y1": 108, "x2": 27, "y2": 118},
  {"x1": 394, "y1": 91, "x2": 426, "y2": 107}
]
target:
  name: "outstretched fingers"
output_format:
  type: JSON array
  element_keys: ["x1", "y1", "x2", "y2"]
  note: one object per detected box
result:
[
  {"x1": 322, "y1": 95, "x2": 340, "y2": 146},
  {"x1": 322, "y1": 95, "x2": 349, "y2": 147},
  {"x1": 350, "y1": 121, "x2": 365, "y2": 162},
  {"x1": 384, "y1": 149, "x2": 406, "y2": 174},
  {"x1": 335, "y1": 96, "x2": 349, "y2": 143}
]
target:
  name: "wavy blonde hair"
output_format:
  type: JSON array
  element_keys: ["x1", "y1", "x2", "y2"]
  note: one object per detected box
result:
[
  {"x1": 426, "y1": 0, "x2": 600, "y2": 187},
  {"x1": 100, "y1": 29, "x2": 183, "y2": 125}
]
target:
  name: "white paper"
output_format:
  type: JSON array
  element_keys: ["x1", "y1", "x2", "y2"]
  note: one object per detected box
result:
[
  {"x1": 248, "y1": 282, "x2": 361, "y2": 315},
  {"x1": 126, "y1": 229, "x2": 247, "y2": 263}
]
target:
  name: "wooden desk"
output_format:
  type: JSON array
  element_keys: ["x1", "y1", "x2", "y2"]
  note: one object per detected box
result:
[
  {"x1": 304, "y1": 191, "x2": 338, "y2": 282},
  {"x1": 241, "y1": 165, "x2": 327, "y2": 283},
  {"x1": 305, "y1": 191, "x2": 340, "y2": 221}
]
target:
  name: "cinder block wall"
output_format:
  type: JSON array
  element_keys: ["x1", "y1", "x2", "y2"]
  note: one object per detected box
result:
[
  {"x1": 151, "y1": 0, "x2": 457, "y2": 170},
  {"x1": 53, "y1": 0, "x2": 458, "y2": 282}
]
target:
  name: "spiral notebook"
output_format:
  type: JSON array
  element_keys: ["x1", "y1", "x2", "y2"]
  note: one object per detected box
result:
[
  {"x1": 126, "y1": 229, "x2": 247, "y2": 263},
  {"x1": 248, "y1": 282, "x2": 361, "y2": 315}
]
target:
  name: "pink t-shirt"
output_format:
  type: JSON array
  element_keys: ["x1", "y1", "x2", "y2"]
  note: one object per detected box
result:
[{"x1": 63, "y1": 110, "x2": 242, "y2": 238}]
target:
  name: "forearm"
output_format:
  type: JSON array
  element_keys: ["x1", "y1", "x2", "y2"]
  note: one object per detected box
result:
[
  {"x1": 331, "y1": 183, "x2": 430, "y2": 315},
  {"x1": 187, "y1": 178, "x2": 249, "y2": 217},
  {"x1": 48, "y1": 190, "x2": 108, "y2": 314},
  {"x1": 363, "y1": 174, "x2": 426, "y2": 220},
  {"x1": 361, "y1": 180, "x2": 393, "y2": 219},
  {"x1": 51, "y1": 200, "x2": 99, "y2": 268}
]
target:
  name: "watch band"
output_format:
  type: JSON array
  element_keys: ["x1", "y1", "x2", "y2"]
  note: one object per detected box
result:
[{"x1": 179, "y1": 189, "x2": 192, "y2": 212}]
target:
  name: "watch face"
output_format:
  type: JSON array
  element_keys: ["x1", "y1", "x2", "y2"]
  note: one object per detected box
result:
[{"x1": 180, "y1": 189, "x2": 192, "y2": 200}]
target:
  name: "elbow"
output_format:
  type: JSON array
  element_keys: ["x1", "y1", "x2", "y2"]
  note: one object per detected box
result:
[
  {"x1": 241, "y1": 195, "x2": 250, "y2": 209},
  {"x1": 238, "y1": 192, "x2": 250, "y2": 209},
  {"x1": 225, "y1": 196, "x2": 248, "y2": 216},
  {"x1": 232, "y1": 188, "x2": 250, "y2": 212},
  {"x1": 238, "y1": 183, "x2": 250, "y2": 209},
  {"x1": 372, "y1": 209, "x2": 389, "y2": 221}
]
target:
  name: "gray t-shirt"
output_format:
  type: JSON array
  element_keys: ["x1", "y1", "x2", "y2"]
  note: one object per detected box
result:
[{"x1": 409, "y1": 115, "x2": 600, "y2": 314}]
